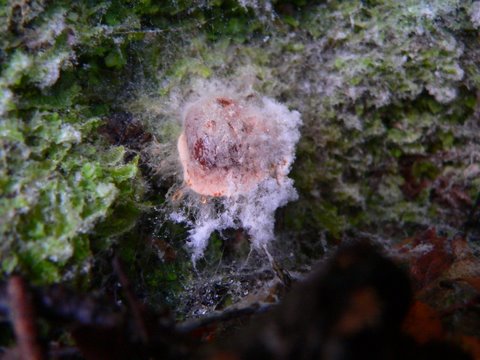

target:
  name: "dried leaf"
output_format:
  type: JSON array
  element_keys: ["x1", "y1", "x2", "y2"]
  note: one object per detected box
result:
[
  {"x1": 461, "y1": 278, "x2": 480, "y2": 293},
  {"x1": 460, "y1": 336, "x2": 480, "y2": 360},
  {"x1": 402, "y1": 301, "x2": 444, "y2": 344},
  {"x1": 399, "y1": 228, "x2": 454, "y2": 290}
]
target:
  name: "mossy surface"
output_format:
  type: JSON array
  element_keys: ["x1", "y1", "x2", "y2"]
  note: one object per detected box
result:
[{"x1": 1, "y1": 0, "x2": 480, "y2": 317}]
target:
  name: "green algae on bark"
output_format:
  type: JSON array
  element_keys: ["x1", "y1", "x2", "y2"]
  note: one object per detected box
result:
[
  {"x1": 0, "y1": 1, "x2": 144, "y2": 283},
  {"x1": 1, "y1": 0, "x2": 480, "y2": 307}
]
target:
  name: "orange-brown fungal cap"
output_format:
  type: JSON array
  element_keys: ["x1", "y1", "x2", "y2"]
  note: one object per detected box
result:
[{"x1": 178, "y1": 96, "x2": 274, "y2": 197}]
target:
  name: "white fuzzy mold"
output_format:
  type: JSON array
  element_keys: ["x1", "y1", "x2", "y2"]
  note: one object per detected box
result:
[{"x1": 170, "y1": 80, "x2": 301, "y2": 261}]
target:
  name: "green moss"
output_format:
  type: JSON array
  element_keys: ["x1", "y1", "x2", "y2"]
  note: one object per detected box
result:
[
  {"x1": 0, "y1": 2, "x2": 143, "y2": 283},
  {"x1": 1, "y1": 0, "x2": 480, "y2": 305}
]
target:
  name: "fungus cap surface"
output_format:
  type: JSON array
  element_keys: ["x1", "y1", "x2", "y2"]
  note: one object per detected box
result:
[{"x1": 178, "y1": 95, "x2": 290, "y2": 197}]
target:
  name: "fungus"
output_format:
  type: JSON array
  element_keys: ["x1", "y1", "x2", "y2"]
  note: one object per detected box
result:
[
  {"x1": 178, "y1": 95, "x2": 296, "y2": 197},
  {"x1": 174, "y1": 85, "x2": 301, "y2": 260}
]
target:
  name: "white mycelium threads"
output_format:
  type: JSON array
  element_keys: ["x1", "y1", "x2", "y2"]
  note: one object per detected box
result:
[{"x1": 173, "y1": 83, "x2": 301, "y2": 260}]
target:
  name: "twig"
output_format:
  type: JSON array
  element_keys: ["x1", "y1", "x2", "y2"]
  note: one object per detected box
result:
[
  {"x1": 7, "y1": 276, "x2": 45, "y2": 360},
  {"x1": 175, "y1": 303, "x2": 276, "y2": 334},
  {"x1": 112, "y1": 255, "x2": 150, "y2": 343}
]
